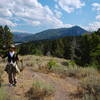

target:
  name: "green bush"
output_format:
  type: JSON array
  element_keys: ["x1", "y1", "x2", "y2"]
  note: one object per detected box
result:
[
  {"x1": 68, "y1": 60, "x2": 76, "y2": 67},
  {"x1": 32, "y1": 49, "x2": 43, "y2": 56},
  {"x1": 90, "y1": 63, "x2": 100, "y2": 70},
  {"x1": 47, "y1": 59, "x2": 56, "y2": 70}
]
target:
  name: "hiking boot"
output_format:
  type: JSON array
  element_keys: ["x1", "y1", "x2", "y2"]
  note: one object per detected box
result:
[{"x1": 13, "y1": 84, "x2": 16, "y2": 87}]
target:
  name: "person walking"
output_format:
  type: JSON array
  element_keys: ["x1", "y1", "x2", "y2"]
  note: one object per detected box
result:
[{"x1": 0, "y1": 44, "x2": 20, "y2": 87}]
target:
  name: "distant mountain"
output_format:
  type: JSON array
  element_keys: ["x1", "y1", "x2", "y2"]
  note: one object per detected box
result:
[
  {"x1": 13, "y1": 26, "x2": 88, "y2": 43},
  {"x1": 13, "y1": 32, "x2": 33, "y2": 43}
]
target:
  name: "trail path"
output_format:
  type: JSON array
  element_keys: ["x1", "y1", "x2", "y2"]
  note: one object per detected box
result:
[{"x1": 2, "y1": 67, "x2": 79, "y2": 100}]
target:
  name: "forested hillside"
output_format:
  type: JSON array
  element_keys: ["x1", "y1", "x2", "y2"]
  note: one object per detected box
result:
[{"x1": 19, "y1": 29, "x2": 100, "y2": 67}]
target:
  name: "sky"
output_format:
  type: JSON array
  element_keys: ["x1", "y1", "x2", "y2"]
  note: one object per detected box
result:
[{"x1": 0, "y1": 0, "x2": 100, "y2": 33}]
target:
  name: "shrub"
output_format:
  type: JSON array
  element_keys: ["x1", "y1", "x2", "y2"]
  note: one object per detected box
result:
[
  {"x1": 62, "y1": 66, "x2": 99, "y2": 79},
  {"x1": 68, "y1": 60, "x2": 76, "y2": 67},
  {"x1": 90, "y1": 63, "x2": 100, "y2": 70},
  {"x1": 65, "y1": 66, "x2": 81, "y2": 78},
  {"x1": 78, "y1": 75, "x2": 100, "y2": 100},
  {"x1": 47, "y1": 59, "x2": 56, "y2": 70},
  {"x1": 32, "y1": 49, "x2": 43, "y2": 56},
  {"x1": 26, "y1": 80, "x2": 54, "y2": 100}
]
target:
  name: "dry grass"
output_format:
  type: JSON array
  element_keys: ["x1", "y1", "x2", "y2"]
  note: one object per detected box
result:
[
  {"x1": 72, "y1": 75, "x2": 100, "y2": 100},
  {"x1": 28, "y1": 57, "x2": 100, "y2": 100},
  {"x1": 0, "y1": 62, "x2": 5, "y2": 87},
  {"x1": 62, "y1": 66, "x2": 98, "y2": 79},
  {"x1": 68, "y1": 67, "x2": 100, "y2": 100},
  {"x1": 0, "y1": 87, "x2": 12, "y2": 100},
  {"x1": 0, "y1": 88, "x2": 7, "y2": 100},
  {"x1": 25, "y1": 80, "x2": 54, "y2": 100},
  {"x1": 0, "y1": 55, "x2": 100, "y2": 100},
  {"x1": 21, "y1": 55, "x2": 99, "y2": 79}
]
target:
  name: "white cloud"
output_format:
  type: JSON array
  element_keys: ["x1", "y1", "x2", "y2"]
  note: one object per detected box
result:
[
  {"x1": 0, "y1": 18, "x2": 16, "y2": 27},
  {"x1": 31, "y1": 21, "x2": 41, "y2": 26},
  {"x1": 54, "y1": 10, "x2": 62, "y2": 18},
  {"x1": 55, "y1": 4, "x2": 59, "y2": 9},
  {"x1": 92, "y1": 3, "x2": 100, "y2": 11},
  {"x1": 91, "y1": 2, "x2": 100, "y2": 31},
  {"x1": 86, "y1": 22, "x2": 100, "y2": 31},
  {"x1": 55, "y1": 0, "x2": 85, "y2": 13},
  {"x1": 96, "y1": 15, "x2": 100, "y2": 20},
  {"x1": 0, "y1": 0, "x2": 73, "y2": 29},
  {"x1": 12, "y1": 29, "x2": 29, "y2": 33},
  {"x1": 0, "y1": 8, "x2": 12, "y2": 17}
]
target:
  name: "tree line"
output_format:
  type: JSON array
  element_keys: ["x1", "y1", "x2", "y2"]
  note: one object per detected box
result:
[
  {"x1": 0, "y1": 25, "x2": 13, "y2": 55},
  {"x1": 0, "y1": 25, "x2": 100, "y2": 68},
  {"x1": 19, "y1": 29, "x2": 100, "y2": 68}
]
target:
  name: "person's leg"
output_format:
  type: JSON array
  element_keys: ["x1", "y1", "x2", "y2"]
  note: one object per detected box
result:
[
  {"x1": 12, "y1": 72, "x2": 17, "y2": 86},
  {"x1": 8, "y1": 73, "x2": 13, "y2": 86}
]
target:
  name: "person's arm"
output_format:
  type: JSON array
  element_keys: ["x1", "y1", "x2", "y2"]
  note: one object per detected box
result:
[
  {"x1": 2, "y1": 53, "x2": 8, "y2": 59},
  {"x1": 16, "y1": 53, "x2": 23, "y2": 63},
  {"x1": 0, "y1": 54, "x2": 2, "y2": 59},
  {"x1": 16, "y1": 53, "x2": 19, "y2": 61},
  {"x1": 0, "y1": 53, "x2": 7, "y2": 59}
]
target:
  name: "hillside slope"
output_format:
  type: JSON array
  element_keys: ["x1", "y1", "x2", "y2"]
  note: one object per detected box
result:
[
  {"x1": 1, "y1": 55, "x2": 99, "y2": 100},
  {"x1": 1, "y1": 55, "x2": 79, "y2": 100},
  {"x1": 2, "y1": 67, "x2": 79, "y2": 100},
  {"x1": 14, "y1": 26, "x2": 88, "y2": 43},
  {"x1": 13, "y1": 32, "x2": 33, "y2": 43}
]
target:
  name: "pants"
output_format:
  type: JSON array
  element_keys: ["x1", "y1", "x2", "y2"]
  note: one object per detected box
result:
[
  {"x1": 8, "y1": 71, "x2": 17, "y2": 85},
  {"x1": 5, "y1": 63, "x2": 18, "y2": 85}
]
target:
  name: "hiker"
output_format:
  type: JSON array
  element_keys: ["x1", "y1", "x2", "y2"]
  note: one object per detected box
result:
[{"x1": 0, "y1": 44, "x2": 20, "y2": 87}]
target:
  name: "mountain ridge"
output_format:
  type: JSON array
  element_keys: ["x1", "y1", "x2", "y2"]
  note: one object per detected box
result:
[{"x1": 13, "y1": 26, "x2": 88, "y2": 43}]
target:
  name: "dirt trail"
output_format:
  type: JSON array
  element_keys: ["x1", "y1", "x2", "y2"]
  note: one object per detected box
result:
[{"x1": 2, "y1": 67, "x2": 79, "y2": 100}]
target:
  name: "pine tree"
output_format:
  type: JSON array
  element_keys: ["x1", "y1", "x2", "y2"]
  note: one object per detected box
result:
[
  {"x1": 3, "y1": 25, "x2": 13, "y2": 48},
  {"x1": 0, "y1": 25, "x2": 13, "y2": 54}
]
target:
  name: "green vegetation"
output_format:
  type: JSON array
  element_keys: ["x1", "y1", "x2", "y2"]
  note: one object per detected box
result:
[
  {"x1": 0, "y1": 25, "x2": 13, "y2": 55},
  {"x1": 75, "y1": 32, "x2": 100, "y2": 67},
  {"x1": 26, "y1": 80, "x2": 54, "y2": 100},
  {"x1": 32, "y1": 48, "x2": 43, "y2": 56},
  {"x1": 18, "y1": 29, "x2": 100, "y2": 69},
  {"x1": 0, "y1": 88, "x2": 7, "y2": 100},
  {"x1": 47, "y1": 59, "x2": 56, "y2": 70}
]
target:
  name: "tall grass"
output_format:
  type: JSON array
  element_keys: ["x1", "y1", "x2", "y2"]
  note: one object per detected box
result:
[
  {"x1": 76, "y1": 75, "x2": 100, "y2": 100},
  {"x1": 0, "y1": 88, "x2": 7, "y2": 100},
  {"x1": 0, "y1": 63, "x2": 4, "y2": 87},
  {"x1": 26, "y1": 80, "x2": 54, "y2": 100}
]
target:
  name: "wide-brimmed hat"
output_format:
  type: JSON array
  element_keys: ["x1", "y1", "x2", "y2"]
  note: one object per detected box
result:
[{"x1": 10, "y1": 44, "x2": 16, "y2": 48}]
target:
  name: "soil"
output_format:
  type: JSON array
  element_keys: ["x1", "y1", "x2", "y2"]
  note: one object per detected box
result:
[{"x1": 2, "y1": 67, "x2": 79, "y2": 100}]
